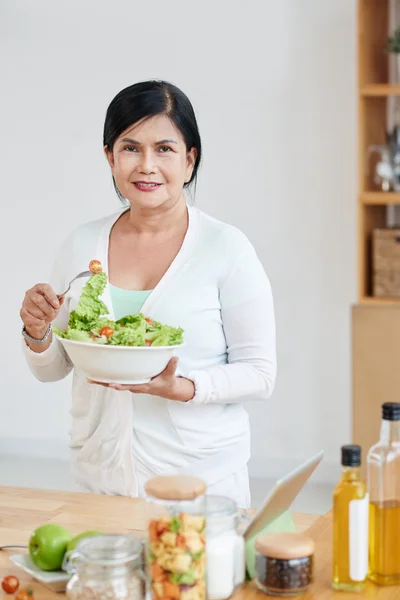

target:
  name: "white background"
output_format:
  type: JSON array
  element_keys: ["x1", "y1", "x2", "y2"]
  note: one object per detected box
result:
[{"x1": 0, "y1": 0, "x2": 357, "y2": 483}]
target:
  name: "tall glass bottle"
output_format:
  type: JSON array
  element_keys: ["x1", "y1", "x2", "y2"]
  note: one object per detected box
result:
[
  {"x1": 332, "y1": 445, "x2": 368, "y2": 592},
  {"x1": 367, "y1": 402, "x2": 400, "y2": 586}
]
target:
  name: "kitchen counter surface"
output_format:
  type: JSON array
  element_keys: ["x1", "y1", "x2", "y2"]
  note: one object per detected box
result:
[{"x1": 1, "y1": 486, "x2": 392, "y2": 599}]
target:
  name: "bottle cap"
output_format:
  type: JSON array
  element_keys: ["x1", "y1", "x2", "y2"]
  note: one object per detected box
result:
[
  {"x1": 382, "y1": 403, "x2": 400, "y2": 421},
  {"x1": 341, "y1": 444, "x2": 361, "y2": 467}
]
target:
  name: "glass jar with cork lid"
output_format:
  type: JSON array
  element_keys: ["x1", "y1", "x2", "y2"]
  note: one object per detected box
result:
[
  {"x1": 145, "y1": 475, "x2": 207, "y2": 600},
  {"x1": 255, "y1": 532, "x2": 314, "y2": 597}
]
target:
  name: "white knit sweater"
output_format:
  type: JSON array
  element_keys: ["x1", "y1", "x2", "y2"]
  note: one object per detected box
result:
[{"x1": 23, "y1": 206, "x2": 276, "y2": 500}]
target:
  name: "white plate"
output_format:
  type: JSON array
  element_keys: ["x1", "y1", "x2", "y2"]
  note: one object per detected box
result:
[{"x1": 10, "y1": 554, "x2": 70, "y2": 593}]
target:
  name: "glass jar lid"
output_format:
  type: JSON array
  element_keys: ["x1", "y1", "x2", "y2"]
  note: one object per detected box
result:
[
  {"x1": 255, "y1": 532, "x2": 314, "y2": 560},
  {"x1": 145, "y1": 475, "x2": 206, "y2": 500}
]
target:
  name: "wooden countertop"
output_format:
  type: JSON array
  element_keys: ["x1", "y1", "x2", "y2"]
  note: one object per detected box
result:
[{"x1": 0, "y1": 486, "x2": 396, "y2": 599}]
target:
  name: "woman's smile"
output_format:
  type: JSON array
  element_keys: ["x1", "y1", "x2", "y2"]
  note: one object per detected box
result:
[{"x1": 133, "y1": 181, "x2": 163, "y2": 192}]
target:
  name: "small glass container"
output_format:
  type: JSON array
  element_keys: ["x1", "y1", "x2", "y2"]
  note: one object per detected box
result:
[
  {"x1": 145, "y1": 475, "x2": 207, "y2": 600},
  {"x1": 206, "y1": 495, "x2": 245, "y2": 600},
  {"x1": 255, "y1": 532, "x2": 314, "y2": 597},
  {"x1": 65, "y1": 534, "x2": 145, "y2": 600}
]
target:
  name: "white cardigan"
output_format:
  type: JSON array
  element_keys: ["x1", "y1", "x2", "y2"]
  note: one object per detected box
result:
[{"x1": 23, "y1": 206, "x2": 276, "y2": 496}]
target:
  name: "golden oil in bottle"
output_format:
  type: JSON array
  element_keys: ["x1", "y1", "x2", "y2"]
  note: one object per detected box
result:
[
  {"x1": 332, "y1": 445, "x2": 368, "y2": 592},
  {"x1": 369, "y1": 500, "x2": 400, "y2": 585},
  {"x1": 367, "y1": 402, "x2": 400, "y2": 586}
]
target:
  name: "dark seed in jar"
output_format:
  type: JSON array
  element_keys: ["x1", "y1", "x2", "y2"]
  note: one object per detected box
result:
[{"x1": 256, "y1": 555, "x2": 313, "y2": 592}]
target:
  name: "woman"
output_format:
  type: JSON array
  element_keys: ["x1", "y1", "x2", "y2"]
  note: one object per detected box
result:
[{"x1": 20, "y1": 80, "x2": 276, "y2": 508}]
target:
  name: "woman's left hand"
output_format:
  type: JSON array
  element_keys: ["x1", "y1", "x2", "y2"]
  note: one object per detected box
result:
[{"x1": 89, "y1": 357, "x2": 195, "y2": 402}]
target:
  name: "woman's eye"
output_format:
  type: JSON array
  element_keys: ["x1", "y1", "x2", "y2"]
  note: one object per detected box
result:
[
  {"x1": 124, "y1": 146, "x2": 138, "y2": 152},
  {"x1": 158, "y1": 146, "x2": 172, "y2": 153}
]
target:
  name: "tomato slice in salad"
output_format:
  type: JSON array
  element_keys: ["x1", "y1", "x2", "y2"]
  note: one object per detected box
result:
[
  {"x1": 89, "y1": 259, "x2": 102, "y2": 274},
  {"x1": 99, "y1": 326, "x2": 114, "y2": 339}
]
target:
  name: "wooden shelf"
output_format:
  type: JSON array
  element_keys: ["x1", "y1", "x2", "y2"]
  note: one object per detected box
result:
[
  {"x1": 361, "y1": 83, "x2": 400, "y2": 96},
  {"x1": 360, "y1": 191, "x2": 400, "y2": 204},
  {"x1": 360, "y1": 296, "x2": 400, "y2": 305}
]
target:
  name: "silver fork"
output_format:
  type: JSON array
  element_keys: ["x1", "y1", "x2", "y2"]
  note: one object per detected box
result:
[
  {"x1": 0, "y1": 544, "x2": 28, "y2": 550},
  {"x1": 57, "y1": 270, "x2": 92, "y2": 299}
]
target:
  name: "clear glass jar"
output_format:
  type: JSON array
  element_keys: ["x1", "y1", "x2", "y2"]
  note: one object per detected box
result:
[
  {"x1": 205, "y1": 495, "x2": 245, "y2": 600},
  {"x1": 255, "y1": 532, "x2": 314, "y2": 597},
  {"x1": 145, "y1": 475, "x2": 207, "y2": 600},
  {"x1": 367, "y1": 402, "x2": 400, "y2": 586},
  {"x1": 64, "y1": 534, "x2": 145, "y2": 600}
]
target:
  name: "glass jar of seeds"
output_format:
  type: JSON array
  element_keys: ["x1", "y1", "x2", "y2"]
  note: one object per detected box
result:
[
  {"x1": 255, "y1": 532, "x2": 314, "y2": 597},
  {"x1": 64, "y1": 534, "x2": 145, "y2": 600},
  {"x1": 145, "y1": 475, "x2": 207, "y2": 600}
]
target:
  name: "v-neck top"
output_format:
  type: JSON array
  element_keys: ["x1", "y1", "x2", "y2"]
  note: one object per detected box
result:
[
  {"x1": 23, "y1": 204, "x2": 276, "y2": 505},
  {"x1": 109, "y1": 285, "x2": 153, "y2": 321},
  {"x1": 99, "y1": 206, "x2": 197, "y2": 321}
]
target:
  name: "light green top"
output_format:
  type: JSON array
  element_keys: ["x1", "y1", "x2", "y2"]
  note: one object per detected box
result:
[{"x1": 109, "y1": 284, "x2": 153, "y2": 321}]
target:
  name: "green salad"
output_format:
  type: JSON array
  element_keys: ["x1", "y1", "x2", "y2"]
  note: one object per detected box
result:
[{"x1": 54, "y1": 271, "x2": 183, "y2": 347}]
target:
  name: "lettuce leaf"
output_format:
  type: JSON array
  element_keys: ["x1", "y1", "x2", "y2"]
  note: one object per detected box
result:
[
  {"x1": 56, "y1": 271, "x2": 183, "y2": 347},
  {"x1": 68, "y1": 272, "x2": 108, "y2": 330}
]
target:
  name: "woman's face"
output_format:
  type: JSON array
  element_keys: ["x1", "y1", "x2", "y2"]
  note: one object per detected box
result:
[{"x1": 105, "y1": 114, "x2": 197, "y2": 211}]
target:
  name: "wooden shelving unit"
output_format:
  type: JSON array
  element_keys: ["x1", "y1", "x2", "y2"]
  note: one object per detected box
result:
[
  {"x1": 353, "y1": 0, "x2": 400, "y2": 468},
  {"x1": 357, "y1": 0, "x2": 400, "y2": 301}
]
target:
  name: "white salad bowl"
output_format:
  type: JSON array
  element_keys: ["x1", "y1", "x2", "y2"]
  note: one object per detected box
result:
[{"x1": 55, "y1": 336, "x2": 184, "y2": 384}]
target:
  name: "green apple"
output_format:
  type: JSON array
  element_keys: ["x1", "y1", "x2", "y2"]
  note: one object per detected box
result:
[
  {"x1": 66, "y1": 530, "x2": 103, "y2": 553},
  {"x1": 29, "y1": 524, "x2": 72, "y2": 571}
]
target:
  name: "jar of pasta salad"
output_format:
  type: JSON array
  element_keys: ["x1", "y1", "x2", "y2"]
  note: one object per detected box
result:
[{"x1": 145, "y1": 475, "x2": 207, "y2": 600}]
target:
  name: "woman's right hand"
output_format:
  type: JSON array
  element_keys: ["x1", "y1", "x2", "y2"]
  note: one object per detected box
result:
[{"x1": 20, "y1": 284, "x2": 64, "y2": 340}]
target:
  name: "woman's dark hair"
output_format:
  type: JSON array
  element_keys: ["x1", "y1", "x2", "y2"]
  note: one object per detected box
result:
[{"x1": 103, "y1": 80, "x2": 202, "y2": 203}]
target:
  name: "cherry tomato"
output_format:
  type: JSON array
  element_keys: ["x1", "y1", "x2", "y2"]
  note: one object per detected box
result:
[
  {"x1": 89, "y1": 259, "x2": 102, "y2": 274},
  {"x1": 99, "y1": 326, "x2": 114, "y2": 339},
  {"x1": 1, "y1": 576, "x2": 19, "y2": 594},
  {"x1": 15, "y1": 588, "x2": 33, "y2": 600},
  {"x1": 145, "y1": 339, "x2": 152, "y2": 346},
  {"x1": 145, "y1": 317, "x2": 154, "y2": 326}
]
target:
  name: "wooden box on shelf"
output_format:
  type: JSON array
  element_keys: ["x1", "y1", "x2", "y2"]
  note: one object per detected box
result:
[{"x1": 373, "y1": 228, "x2": 400, "y2": 296}]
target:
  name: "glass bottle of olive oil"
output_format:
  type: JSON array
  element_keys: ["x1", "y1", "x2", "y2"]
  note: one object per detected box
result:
[
  {"x1": 367, "y1": 402, "x2": 400, "y2": 586},
  {"x1": 332, "y1": 445, "x2": 368, "y2": 592}
]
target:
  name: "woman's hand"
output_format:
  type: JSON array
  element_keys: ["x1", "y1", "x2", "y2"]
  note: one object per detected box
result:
[
  {"x1": 89, "y1": 357, "x2": 195, "y2": 402},
  {"x1": 20, "y1": 283, "x2": 63, "y2": 340}
]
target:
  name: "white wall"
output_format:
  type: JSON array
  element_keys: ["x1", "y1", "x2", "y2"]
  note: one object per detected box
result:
[{"x1": 0, "y1": 0, "x2": 357, "y2": 484}]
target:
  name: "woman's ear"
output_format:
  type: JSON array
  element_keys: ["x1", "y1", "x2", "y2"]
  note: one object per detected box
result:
[
  {"x1": 185, "y1": 147, "x2": 198, "y2": 182},
  {"x1": 104, "y1": 145, "x2": 115, "y2": 171}
]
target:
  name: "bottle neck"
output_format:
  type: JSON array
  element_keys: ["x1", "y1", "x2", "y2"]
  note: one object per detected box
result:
[
  {"x1": 380, "y1": 419, "x2": 400, "y2": 443},
  {"x1": 341, "y1": 466, "x2": 361, "y2": 481}
]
